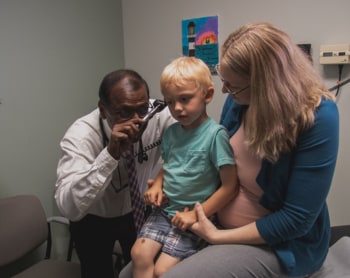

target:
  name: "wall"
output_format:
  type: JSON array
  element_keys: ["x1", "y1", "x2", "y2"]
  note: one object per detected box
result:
[
  {"x1": 0, "y1": 0, "x2": 124, "y2": 262},
  {"x1": 122, "y1": 0, "x2": 350, "y2": 225}
]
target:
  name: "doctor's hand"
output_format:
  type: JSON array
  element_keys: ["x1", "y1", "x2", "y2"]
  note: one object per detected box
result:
[{"x1": 107, "y1": 118, "x2": 144, "y2": 159}]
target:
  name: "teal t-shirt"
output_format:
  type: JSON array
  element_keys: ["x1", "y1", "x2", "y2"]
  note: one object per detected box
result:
[{"x1": 161, "y1": 117, "x2": 235, "y2": 216}]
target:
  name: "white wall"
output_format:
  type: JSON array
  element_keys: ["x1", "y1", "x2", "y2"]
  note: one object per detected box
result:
[
  {"x1": 0, "y1": 0, "x2": 124, "y2": 262},
  {"x1": 122, "y1": 0, "x2": 350, "y2": 225},
  {"x1": 0, "y1": 0, "x2": 124, "y2": 212}
]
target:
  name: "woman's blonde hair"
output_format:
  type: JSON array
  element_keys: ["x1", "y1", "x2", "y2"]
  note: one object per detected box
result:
[
  {"x1": 221, "y1": 22, "x2": 335, "y2": 162},
  {"x1": 160, "y1": 56, "x2": 214, "y2": 94}
]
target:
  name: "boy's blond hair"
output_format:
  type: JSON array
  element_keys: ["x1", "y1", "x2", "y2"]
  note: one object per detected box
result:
[{"x1": 160, "y1": 56, "x2": 214, "y2": 94}]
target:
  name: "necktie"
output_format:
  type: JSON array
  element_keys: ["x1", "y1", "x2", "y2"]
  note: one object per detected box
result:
[{"x1": 125, "y1": 145, "x2": 145, "y2": 233}]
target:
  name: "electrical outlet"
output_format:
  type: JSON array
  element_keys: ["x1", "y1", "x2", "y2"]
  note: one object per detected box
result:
[{"x1": 320, "y1": 44, "x2": 350, "y2": 64}]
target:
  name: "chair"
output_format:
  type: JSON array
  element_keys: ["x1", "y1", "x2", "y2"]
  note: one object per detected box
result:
[
  {"x1": 0, "y1": 194, "x2": 80, "y2": 278},
  {"x1": 330, "y1": 224, "x2": 350, "y2": 246}
]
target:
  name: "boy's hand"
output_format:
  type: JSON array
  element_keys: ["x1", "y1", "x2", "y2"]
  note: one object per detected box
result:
[
  {"x1": 144, "y1": 186, "x2": 163, "y2": 206},
  {"x1": 171, "y1": 208, "x2": 197, "y2": 231},
  {"x1": 146, "y1": 179, "x2": 169, "y2": 207}
]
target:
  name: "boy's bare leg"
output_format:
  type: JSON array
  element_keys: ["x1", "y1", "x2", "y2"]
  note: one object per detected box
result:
[
  {"x1": 131, "y1": 237, "x2": 162, "y2": 278},
  {"x1": 154, "y1": 252, "x2": 181, "y2": 277}
]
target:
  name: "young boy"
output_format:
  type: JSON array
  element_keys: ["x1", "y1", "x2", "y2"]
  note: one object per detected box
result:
[{"x1": 131, "y1": 56, "x2": 238, "y2": 278}]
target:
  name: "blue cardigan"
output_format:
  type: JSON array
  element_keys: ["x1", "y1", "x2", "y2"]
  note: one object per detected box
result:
[{"x1": 220, "y1": 96, "x2": 339, "y2": 276}]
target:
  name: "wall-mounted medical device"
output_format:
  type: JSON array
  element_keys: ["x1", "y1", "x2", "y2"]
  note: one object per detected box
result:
[{"x1": 319, "y1": 44, "x2": 350, "y2": 64}]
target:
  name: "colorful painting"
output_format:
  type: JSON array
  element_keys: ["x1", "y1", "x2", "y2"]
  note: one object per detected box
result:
[{"x1": 182, "y1": 15, "x2": 219, "y2": 74}]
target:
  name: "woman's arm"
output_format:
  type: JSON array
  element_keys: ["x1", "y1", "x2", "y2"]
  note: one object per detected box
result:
[
  {"x1": 191, "y1": 202, "x2": 265, "y2": 245},
  {"x1": 256, "y1": 100, "x2": 339, "y2": 245}
]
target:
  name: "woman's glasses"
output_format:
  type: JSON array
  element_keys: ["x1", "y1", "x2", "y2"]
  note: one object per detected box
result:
[{"x1": 215, "y1": 64, "x2": 249, "y2": 96}]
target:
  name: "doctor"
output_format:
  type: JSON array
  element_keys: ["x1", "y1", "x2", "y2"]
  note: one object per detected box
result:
[{"x1": 55, "y1": 69, "x2": 175, "y2": 278}]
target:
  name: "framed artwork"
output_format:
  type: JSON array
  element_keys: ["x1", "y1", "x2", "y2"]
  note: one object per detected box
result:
[{"x1": 182, "y1": 15, "x2": 219, "y2": 74}]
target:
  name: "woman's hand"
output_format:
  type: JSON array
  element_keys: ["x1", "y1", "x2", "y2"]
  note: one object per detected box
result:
[{"x1": 190, "y1": 202, "x2": 218, "y2": 243}]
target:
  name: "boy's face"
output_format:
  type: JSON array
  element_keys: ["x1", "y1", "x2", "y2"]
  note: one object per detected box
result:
[{"x1": 163, "y1": 82, "x2": 214, "y2": 130}]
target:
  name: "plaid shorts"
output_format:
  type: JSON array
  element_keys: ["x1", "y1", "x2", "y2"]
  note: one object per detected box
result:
[{"x1": 138, "y1": 207, "x2": 204, "y2": 259}]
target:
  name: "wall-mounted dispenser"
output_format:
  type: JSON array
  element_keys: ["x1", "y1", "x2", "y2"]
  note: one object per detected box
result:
[{"x1": 320, "y1": 44, "x2": 350, "y2": 64}]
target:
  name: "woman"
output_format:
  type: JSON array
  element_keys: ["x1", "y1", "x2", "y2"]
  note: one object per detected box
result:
[{"x1": 160, "y1": 22, "x2": 339, "y2": 277}]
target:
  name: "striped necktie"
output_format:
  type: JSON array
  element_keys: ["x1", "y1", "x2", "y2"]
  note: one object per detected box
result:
[{"x1": 125, "y1": 145, "x2": 145, "y2": 233}]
